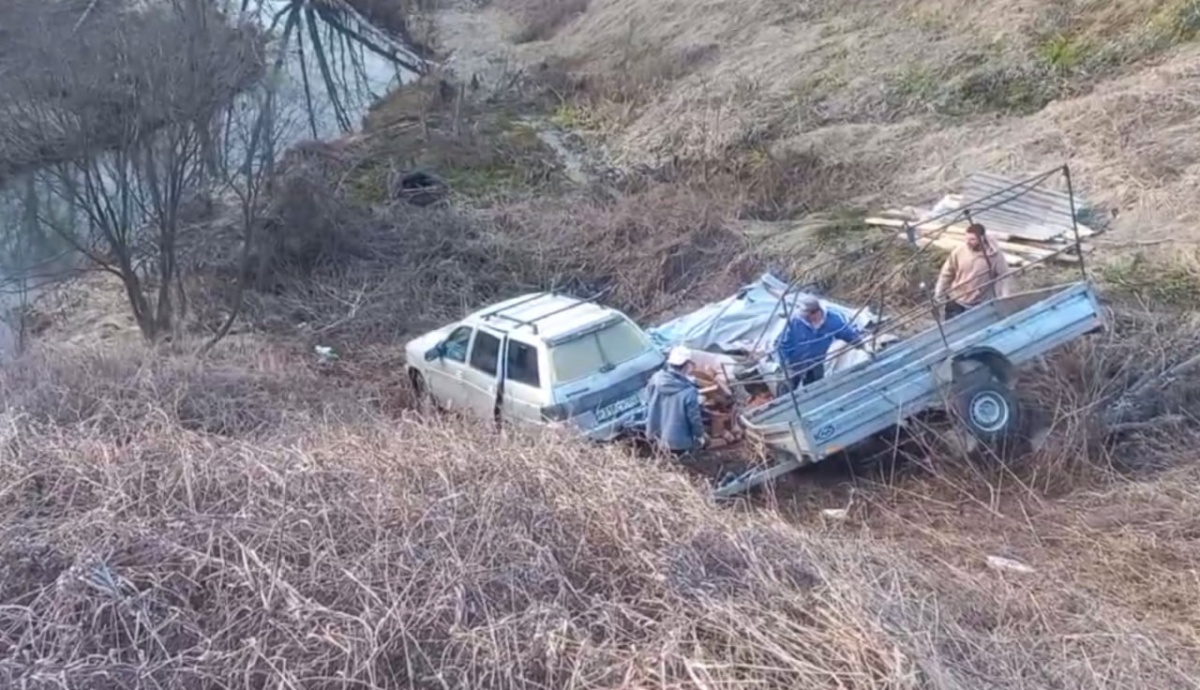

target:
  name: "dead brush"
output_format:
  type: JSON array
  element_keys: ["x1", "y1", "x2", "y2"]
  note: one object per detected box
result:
[
  {"x1": 4, "y1": 406, "x2": 1199, "y2": 689},
  {"x1": 497, "y1": 0, "x2": 591, "y2": 44},
  {"x1": 491, "y1": 182, "x2": 758, "y2": 319},
  {"x1": 0, "y1": 340, "x2": 380, "y2": 440},
  {"x1": 0, "y1": 415, "x2": 904, "y2": 688},
  {"x1": 857, "y1": 303, "x2": 1200, "y2": 504},
  {"x1": 243, "y1": 200, "x2": 561, "y2": 342},
  {"x1": 244, "y1": 173, "x2": 760, "y2": 345},
  {"x1": 843, "y1": 308, "x2": 1200, "y2": 678},
  {"x1": 1018, "y1": 307, "x2": 1200, "y2": 478}
]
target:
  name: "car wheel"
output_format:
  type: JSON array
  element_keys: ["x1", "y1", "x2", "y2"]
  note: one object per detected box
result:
[{"x1": 409, "y1": 370, "x2": 439, "y2": 411}]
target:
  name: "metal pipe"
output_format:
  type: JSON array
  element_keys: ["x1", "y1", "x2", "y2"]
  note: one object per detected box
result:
[{"x1": 1062, "y1": 163, "x2": 1088, "y2": 280}]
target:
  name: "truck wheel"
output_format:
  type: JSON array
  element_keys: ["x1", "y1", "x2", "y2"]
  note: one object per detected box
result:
[{"x1": 952, "y1": 380, "x2": 1022, "y2": 445}]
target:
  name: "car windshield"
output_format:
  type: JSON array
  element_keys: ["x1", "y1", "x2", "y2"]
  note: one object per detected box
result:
[{"x1": 550, "y1": 318, "x2": 651, "y2": 385}]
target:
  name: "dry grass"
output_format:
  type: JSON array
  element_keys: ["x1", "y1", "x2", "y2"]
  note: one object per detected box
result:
[
  {"x1": 463, "y1": 0, "x2": 1200, "y2": 244},
  {"x1": 2, "y1": 338, "x2": 1200, "y2": 688},
  {"x1": 0, "y1": 338, "x2": 398, "y2": 440},
  {"x1": 488, "y1": 183, "x2": 756, "y2": 318},
  {"x1": 241, "y1": 177, "x2": 756, "y2": 340},
  {"x1": 497, "y1": 0, "x2": 591, "y2": 43}
]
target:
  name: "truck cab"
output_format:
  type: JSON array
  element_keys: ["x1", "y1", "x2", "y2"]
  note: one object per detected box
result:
[{"x1": 404, "y1": 293, "x2": 665, "y2": 440}]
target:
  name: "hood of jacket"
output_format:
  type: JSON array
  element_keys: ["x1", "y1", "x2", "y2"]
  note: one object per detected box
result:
[{"x1": 650, "y1": 368, "x2": 694, "y2": 395}]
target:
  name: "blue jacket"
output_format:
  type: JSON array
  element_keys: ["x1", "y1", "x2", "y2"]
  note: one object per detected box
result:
[
  {"x1": 644, "y1": 368, "x2": 704, "y2": 452},
  {"x1": 776, "y1": 310, "x2": 863, "y2": 373}
]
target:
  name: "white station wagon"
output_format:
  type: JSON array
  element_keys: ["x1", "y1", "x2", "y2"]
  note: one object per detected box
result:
[{"x1": 405, "y1": 292, "x2": 665, "y2": 440}]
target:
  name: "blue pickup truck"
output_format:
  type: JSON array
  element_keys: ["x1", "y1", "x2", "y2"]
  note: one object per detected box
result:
[{"x1": 716, "y1": 280, "x2": 1105, "y2": 498}]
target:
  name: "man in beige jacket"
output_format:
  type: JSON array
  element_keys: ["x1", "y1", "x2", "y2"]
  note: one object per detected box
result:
[{"x1": 934, "y1": 223, "x2": 1012, "y2": 320}]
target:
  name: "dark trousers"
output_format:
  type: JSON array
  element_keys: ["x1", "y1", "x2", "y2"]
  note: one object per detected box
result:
[
  {"x1": 648, "y1": 444, "x2": 699, "y2": 465},
  {"x1": 788, "y1": 362, "x2": 825, "y2": 390},
  {"x1": 944, "y1": 300, "x2": 970, "y2": 320}
]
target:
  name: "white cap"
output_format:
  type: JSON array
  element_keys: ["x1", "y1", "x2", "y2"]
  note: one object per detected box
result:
[{"x1": 666, "y1": 346, "x2": 692, "y2": 367}]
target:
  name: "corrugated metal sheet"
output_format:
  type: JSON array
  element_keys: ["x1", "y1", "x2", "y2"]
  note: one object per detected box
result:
[{"x1": 960, "y1": 172, "x2": 1082, "y2": 242}]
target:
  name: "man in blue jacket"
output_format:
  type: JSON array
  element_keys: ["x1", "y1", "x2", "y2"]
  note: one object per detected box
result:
[
  {"x1": 776, "y1": 297, "x2": 866, "y2": 390},
  {"x1": 644, "y1": 347, "x2": 706, "y2": 458}
]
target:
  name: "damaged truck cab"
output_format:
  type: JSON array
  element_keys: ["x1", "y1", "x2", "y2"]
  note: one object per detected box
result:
[{"x1": 404, "y1": 292, "x2": 664, "y2": 440}]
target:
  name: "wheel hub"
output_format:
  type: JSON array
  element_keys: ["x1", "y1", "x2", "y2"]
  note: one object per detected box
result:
[{"x1": 969, "y1": 391, "x2": 1009, "y2": 432}]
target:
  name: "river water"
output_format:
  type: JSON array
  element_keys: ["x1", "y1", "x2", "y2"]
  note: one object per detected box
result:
[
  {"x1": 259, "y1": 0, "x2": 412, "y2": 144},
  {"x1": 0, "y1": 0, "x2": 415, "y2": 359}
]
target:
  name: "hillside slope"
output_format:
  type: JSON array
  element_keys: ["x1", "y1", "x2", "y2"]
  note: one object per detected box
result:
[{"x1": 453, "y1": 0, "x2": 1200, "y2": 243}]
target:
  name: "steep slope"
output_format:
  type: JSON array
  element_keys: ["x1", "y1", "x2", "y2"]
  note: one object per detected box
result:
[{"x1": 455, "y1": 0, "x2": 1200, "y2": 243}]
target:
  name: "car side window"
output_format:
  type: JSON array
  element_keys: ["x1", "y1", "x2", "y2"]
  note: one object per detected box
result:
[
  {"x1": 505, "y1": 339, "x2": 541, "y2": 388},
  {"x1": 469, "y1": 330, "x2": 501, "y2": 375},
  {"x1": 443, "y1": 326, "x2": 473, "y2": 363}
]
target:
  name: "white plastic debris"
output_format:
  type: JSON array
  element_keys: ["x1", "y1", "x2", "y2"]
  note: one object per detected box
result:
[
  {"x1": 986, "y1": 555, "x2": 1035, "y2": 574},
  {"x1": 920, "y1": 194, "x2": 964, "y2": 222},
  {"x1": 314, "y1": 345, "x2": 338, "y2": 363}
]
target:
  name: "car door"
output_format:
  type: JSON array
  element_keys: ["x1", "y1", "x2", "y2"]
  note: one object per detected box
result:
[
  {"x1": 498, "y1": 336, "x2": 547, "y2": 425},
  {"x1": 424, "y1": 325, "x2": 473, "y2": 408},
  {"x1": 461, "y1": 326, "x2": 504, "y2": 421}
]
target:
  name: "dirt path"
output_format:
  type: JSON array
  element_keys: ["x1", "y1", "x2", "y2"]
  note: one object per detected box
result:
[
  {"x1": 433, "y1": 2, "x2": 521, "y2": 98},
  {"x1": 432, "y1": 1, "x2": 614, "y2": 187}
]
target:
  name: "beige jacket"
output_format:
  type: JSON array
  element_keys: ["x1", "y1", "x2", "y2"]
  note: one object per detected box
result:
[{"x1": 934, "y1": 243, "x2": 1012, "y2": 306}]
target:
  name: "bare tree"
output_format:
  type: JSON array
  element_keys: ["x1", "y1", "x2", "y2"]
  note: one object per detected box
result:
[
  {"x1": 1, "y1": 0, "x2": 429, "y2": 343},
  {"x1": 4, "y1": 0, "x2": 264, "y2": 340},
  {"x1": 201, "y1": 84, "x2": 292, "y2": 351}
]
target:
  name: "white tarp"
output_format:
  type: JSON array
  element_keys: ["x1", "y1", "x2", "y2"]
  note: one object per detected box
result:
[{"x1": 647, "y1": 272, "x2": 879, "y2": 357}]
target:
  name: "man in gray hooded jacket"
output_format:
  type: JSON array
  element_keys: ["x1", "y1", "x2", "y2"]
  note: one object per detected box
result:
[{"x1": 644, "y1": 347, "x2": 706, "y2": 457}]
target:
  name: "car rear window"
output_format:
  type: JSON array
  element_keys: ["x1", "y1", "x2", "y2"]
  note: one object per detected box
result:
[{"x1": 550, "y1": 318, "x2": 651, "y2": 384}]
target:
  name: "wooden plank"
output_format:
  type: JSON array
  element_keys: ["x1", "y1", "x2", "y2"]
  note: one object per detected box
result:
[
  {"x1": 933, "y1": 225, "x2": 1020, "y2": 246},
  {"x1": 1071, "y1": 223, "x2": 1098, "y2": 239},
  {"x1": 879, "y1": 208, "x2": 918, "y2": 220},
  {"x1": 865, "y1": 217, "x2": 909, "y2": 227},
  {"x1": 945, "y1": 233, "x2": 1063, "y2": 260}
]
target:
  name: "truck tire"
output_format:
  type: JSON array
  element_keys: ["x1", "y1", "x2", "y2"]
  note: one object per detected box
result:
[{"x1": 952, "y1": 379, "x2": 1022, "y2": 445}]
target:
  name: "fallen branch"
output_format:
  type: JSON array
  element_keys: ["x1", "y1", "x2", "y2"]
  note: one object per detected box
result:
[{"x1": 1102, "y1": 351, "x2": 1200, "y2": 429}]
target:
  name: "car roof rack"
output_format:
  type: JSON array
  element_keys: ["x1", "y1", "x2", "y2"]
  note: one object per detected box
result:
[
  {"x1": 481, "y1": 292, "x2": 595, "y2": 335},
  {"x1": 477, "y1": 292, "x2": 548, "y2": 319}
]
